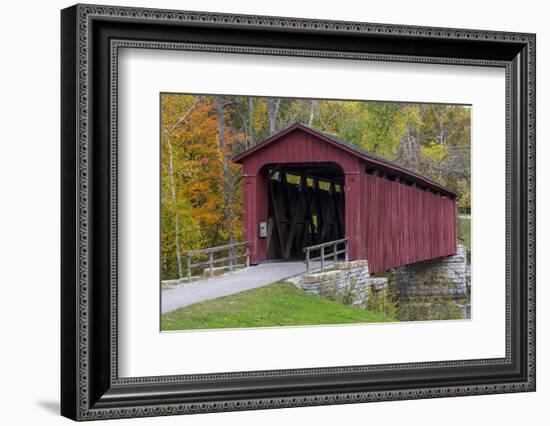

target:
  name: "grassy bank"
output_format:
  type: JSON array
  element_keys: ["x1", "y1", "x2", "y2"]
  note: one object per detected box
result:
[{"x1": 162, "y1": 281, "x2": 395, "y2": 331}]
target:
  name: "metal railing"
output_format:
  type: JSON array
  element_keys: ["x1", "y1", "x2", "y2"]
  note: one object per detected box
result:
[
  {"x1": 185, "y1": 242, "x2": 250, "y2": 282},
  {"x1": 303, "y1": 238, "x2": 348, "y2": 272}
]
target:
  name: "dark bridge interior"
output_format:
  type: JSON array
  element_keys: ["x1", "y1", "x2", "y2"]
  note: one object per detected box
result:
[{"x1": 263, "y1": 162, "x2": 345, "y2": 260}]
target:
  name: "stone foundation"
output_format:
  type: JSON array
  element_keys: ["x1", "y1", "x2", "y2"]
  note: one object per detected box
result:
[
  {"x1": 391, "y1": 244, "x2": 469, "y2": 300},
  {"x1": 294, "y1": 260, "x2": 387, "y2": 307},
  {"x1": 292, "y1": 248, "x2": 470, "y2": 319},
  {"x1": 455, "y1": 302, "x2": 471, "y2": 319}
]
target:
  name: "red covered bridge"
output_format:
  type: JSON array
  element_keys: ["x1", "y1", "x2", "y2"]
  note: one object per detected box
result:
[{"x1": 232, "y1": 124, "x2": 457, "y2": 274}]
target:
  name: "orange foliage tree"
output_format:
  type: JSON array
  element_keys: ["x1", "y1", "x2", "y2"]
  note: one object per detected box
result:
[{"x1": 161, "y1": 94, "x2": 243, "y2": 280}]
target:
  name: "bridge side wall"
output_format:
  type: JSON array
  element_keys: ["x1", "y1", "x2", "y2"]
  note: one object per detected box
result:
[{"x1": 363, "y1": 173, "x2": 457, "y2": 274}]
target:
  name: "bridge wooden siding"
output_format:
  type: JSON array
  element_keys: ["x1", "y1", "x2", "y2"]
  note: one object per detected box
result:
[
  {"x1": 233, "y1": 124, "x2": 458, "y2": 273},
  {"x1": 363, "y1": 172, "x2": 456, "y2": 273}
]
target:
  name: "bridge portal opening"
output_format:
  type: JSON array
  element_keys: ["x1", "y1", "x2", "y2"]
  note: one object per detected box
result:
[{"x1": 261, "y1": 162, "x2": 345, "y2": 261}]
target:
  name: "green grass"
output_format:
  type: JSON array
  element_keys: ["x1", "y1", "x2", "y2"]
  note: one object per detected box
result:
[
  {"x1": 457, "y1": 218, "x2": 471, "y2": 258},
  {"x1": 161, "y1": 281, "x2": 395, "y2": 331}
]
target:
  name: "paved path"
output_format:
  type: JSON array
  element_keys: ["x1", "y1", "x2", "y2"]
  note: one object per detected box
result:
[{"x1": 161, "y1": 261, "x2": 326, "y2": 313}]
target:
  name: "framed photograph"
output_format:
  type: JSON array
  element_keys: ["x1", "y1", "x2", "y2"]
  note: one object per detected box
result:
[{"x1": 61, "y1": 4, "x2": 536, "y2": 421}]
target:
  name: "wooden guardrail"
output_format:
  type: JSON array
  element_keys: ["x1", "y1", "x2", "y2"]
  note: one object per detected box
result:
[
  {"x1": 303, "y1": 238, "x2": 348, "y2": 273},
  {"x1": 185, "y1": 242, "x2": 250, "y2": 282}
]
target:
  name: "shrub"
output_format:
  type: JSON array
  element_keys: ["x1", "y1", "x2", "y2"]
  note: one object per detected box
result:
[
  {"x1": 365, "y1": 282, "x2": 398, "y2": 318},
  {"x1": 396, "y1": 296, "x2": 462, "y2": 321},
  {"x1": 341, "y1": 277, "x2": 358, "y2": 306},
  {"x1": 319, "y1": 274, "x2": 358, "y2": 306}
]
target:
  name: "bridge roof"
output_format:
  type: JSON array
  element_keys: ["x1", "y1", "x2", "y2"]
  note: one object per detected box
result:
[{"x1": 232, "y1": 123, "x2": 457, "y2": 198}]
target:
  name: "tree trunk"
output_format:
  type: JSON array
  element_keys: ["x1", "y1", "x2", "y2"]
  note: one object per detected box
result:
[
  {"x1": 439, "y1": 104, "x2": 446, "y2": 145},
  {"x1": 267, "y1": 98, "x2": 281, "y2": 136},
  {"x1": 165, "y1": 135, "x2": 184, "y2": 280},
  {"x1": 308, "y1": 99, "x2": 317, "y2": 127},
  {"x1": 248, "y1": 97, "x2": 255, "y2": 146},
  {"x1": 215, "y1": 96, "x2": 236, "y2": 265},
  {"x1": 404, "y1": 127, "x2": 411, "y2": 166}
]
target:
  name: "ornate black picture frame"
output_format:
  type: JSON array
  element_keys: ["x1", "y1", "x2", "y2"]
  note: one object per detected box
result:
[{"x1": 61, "y1": 4, "x2": 535, "y2": 421}]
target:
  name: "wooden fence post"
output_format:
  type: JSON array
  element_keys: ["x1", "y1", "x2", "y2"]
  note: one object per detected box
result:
[{"x1": 209, "y1": 251, "x2": 214, "y2": 277}]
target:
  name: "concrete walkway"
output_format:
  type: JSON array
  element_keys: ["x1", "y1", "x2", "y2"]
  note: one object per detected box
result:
[{"x1": 161, "y1": 261, "x2": 326, "y2": 313}]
